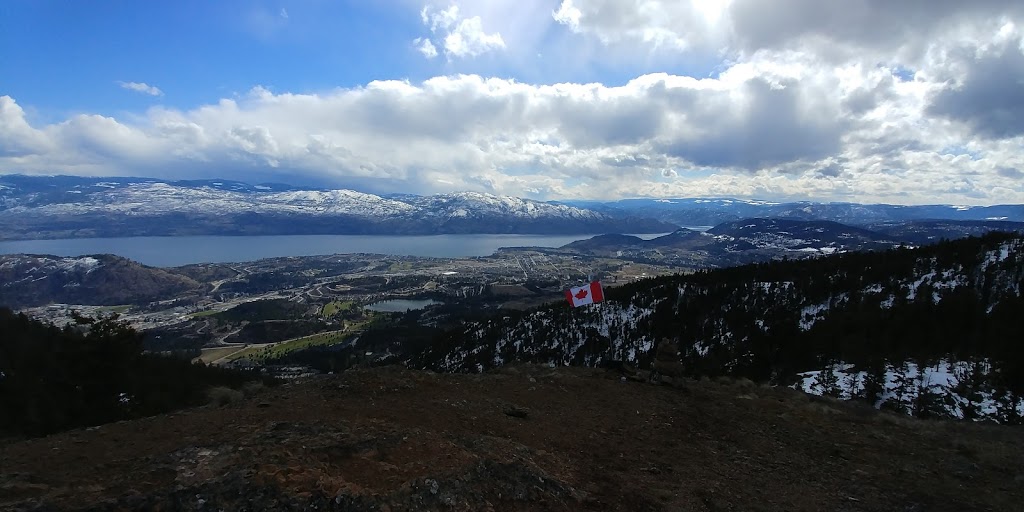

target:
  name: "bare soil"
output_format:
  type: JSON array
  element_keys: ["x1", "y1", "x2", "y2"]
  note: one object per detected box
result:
[{"x1": 2, "y1": 365, "x2": 1022, "y2": 511}]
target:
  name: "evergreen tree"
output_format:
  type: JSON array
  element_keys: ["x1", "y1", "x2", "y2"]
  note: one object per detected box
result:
[
  {"x1": 883, "y1": 361, "x2": 913, "y2": 415},
  {"x1": 813, "y1": 361, "x2": 842, "y2": 398},
  {"x1": 953, "y1": 359, "x2": 990, "y2": 420},
  {"x1": 861, "y1": 359, "x2": 888, "y2": 407},
  {"x1": 843, "y1": 366, "x2": 862, "y2": 400},
  {"x1": 911, "y1": 363, "x2": 949, "y2": 419}
]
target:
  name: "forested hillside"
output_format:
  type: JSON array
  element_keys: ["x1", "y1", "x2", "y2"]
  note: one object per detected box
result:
[
  {"x1": 412, "y1": 233, "x2": 1024, "y2": 419},
  {"x1": 0, "y1": 309, "x2": 267, "y2": 437}
]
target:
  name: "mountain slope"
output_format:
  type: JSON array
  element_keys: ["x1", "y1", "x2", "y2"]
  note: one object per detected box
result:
[
  {"x1": 2, "y1": 365, "x2": 1021, "y2": 511},
  {"x1": 413, "y1": 234, "x2": 1024, "y2": 401}
]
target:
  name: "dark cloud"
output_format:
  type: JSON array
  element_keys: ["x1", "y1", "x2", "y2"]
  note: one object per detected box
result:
[
  {"x1": 928, "y1": 46, "x2": 1024, "y2": 139},
  {"x1": 656, "y1": 78, "x2": 844, "y2": 170},
  {"x1": 841, "y1": 74, "x2": 897, "y2": 115},
  {"x1": 997, "y1": 167, "x2": 1024, "y2": 179},
  {"x1": 729, "y1": 0, "x2": 1024, "y2": 55},
  {"x1": 817, "y1": 161, "x2": 844, "y2": 177},
  {"x1": 555, "y1": 95, "x2": 666, "y2": 147}
]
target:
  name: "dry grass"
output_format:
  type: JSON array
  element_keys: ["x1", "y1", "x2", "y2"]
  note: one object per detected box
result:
[{"x1": 207, "y1": 386, "x2": 244, "y2": 407}]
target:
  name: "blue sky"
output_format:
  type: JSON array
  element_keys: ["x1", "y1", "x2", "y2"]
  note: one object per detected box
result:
[
  {"x1": 4, "y1": 1, "x2": 431, "y2": 115},
  {"x1": 2, "y1": 1, "x2": 1024, "y2": 204}
]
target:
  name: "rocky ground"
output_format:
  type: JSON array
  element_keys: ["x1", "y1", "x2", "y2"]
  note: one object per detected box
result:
[{"x1": 2, "y1": 365, "x2": 1023, "y2": 511}]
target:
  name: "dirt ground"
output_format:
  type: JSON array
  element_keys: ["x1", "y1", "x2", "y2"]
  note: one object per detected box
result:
[{"x1": 2, "y1": 365, "x2": 1022, "y2": 511}]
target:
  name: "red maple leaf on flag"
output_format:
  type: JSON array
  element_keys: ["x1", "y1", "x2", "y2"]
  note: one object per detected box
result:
[{"x1": 565, "y1": 280, "x2": 603, "y2": 308}]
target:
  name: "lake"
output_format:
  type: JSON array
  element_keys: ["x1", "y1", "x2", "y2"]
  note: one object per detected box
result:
[{"x1": 0, "y1": 233, "x2": 670, "y2": 267}]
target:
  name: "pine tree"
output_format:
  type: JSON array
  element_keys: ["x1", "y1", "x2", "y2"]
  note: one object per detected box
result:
[
  {"x1": 861, "y1": 359, "x2": 888, "y2": 407},
  {"x1": 883, "y1": 361, "x2": 913, "y2": 415},
  {"x1": 911, "y1": 363, "x2": 948, "y2": 419},
  {"x1": 843, "y1": 366, "x2": 862, "y2": 400},
  {"x1": 953, "y1": 359, "x2": 989, "y2": 420},
  {"x1": 813, "y1": 361, "x2": 842, "y2": 398}
]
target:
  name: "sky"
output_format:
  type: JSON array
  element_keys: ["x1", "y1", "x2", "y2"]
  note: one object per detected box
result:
[{"x1": 2, "y1": 0, "x2": 1024, "y2": 205}]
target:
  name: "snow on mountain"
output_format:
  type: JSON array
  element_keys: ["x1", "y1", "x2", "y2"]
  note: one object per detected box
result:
[
  {"x1": 400, "y1": 191, "x2": 605, "y2": 221},
  {"x1": 0, "y1": 179, "x2": 605, "y2": 220},
  {"x1": 2, "y1": 182, "x2": 419, "y2": 218},
  {"x1": 0, "y1": 176, "x2": 674, "y2": 238}
]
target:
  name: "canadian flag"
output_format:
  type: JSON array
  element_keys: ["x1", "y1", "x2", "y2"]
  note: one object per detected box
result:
[{"x1": 565, "y1": 281, "x2": 604, "y2": 307}]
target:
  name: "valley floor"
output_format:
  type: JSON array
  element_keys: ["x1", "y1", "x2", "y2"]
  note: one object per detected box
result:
[{"x1": 2, "y1": 366, "x2": 1022, "y2": 511}]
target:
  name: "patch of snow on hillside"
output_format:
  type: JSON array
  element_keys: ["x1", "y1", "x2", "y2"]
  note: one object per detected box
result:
[
  {"x1": 799, "y1": 301, "x2": 829, "y2": 331},
  {"x1": 796, "y1": 360, "x2": 1023, "y2": 421},
  {"x1": 905, "y1": 271, "x2": 936, "y2": 300},
  {"x1": 691, "y1": 340, "x2": 710, "y2": 357},
  {"x1": 56, "y1": 256, "x2": 102, "y2": 274},
  {"x1": 864, "y1": 284, "x2": 883, "y2": 294}
]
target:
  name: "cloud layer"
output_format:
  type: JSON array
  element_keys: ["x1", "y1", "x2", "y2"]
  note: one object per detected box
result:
[{"x1": 2, "y1": 1, "x2": 1024, "y2": 205}]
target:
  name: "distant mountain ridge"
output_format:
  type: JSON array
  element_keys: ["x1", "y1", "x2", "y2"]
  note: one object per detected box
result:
[
  {"x1": 558, "y1": 197, "x2": 1024, "y2": 226},
  {"x1": 0, "y1": 175, "x2": 676, "y2": 240}
]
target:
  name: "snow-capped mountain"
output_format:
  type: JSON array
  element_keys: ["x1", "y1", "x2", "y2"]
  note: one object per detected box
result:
[{"x1": 0, "y1": 176, "x2": 676, "y2": 239}]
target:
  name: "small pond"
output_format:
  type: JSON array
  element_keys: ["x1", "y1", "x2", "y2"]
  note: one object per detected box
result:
[{"x1": 364, "y1": 299, "x2": 443, "y2": 313}]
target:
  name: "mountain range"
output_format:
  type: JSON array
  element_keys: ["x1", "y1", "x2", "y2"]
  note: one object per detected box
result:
[
  {"x1": 3, "y1": 175, "x2": 1024, "y2": 240},
  {"x1": 0, "y1": 175, "x2": 674, "y2": 240}
]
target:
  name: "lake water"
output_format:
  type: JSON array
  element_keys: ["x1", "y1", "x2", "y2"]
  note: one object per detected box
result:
[
  {"x1": 0, "y1": 233, "x2": 670, "y2": 267},
  {"x1": 365, "y1": 299, "x2": 443, "y2": 312}
]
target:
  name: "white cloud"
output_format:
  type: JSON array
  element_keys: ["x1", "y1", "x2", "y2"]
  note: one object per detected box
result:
[
  {"x1": 0, "y1": 96, "x2": 53, "y2": 156},
  {"x1": 443, "y1": 16, "x2": 506, "y2": 58},
  {"x1": 552, "y1": 0, "x2": 731, "y2": 52},
  {"x1": 413, "y1": 37, "x2": 439, "y2": 58},
  {"x1": 5, "y1": 2, "x2": 1024, "y2": 205},
  {"x1": 417, "y1": 4, "x2": 506, "y2": 59},
  {"x1": 117, "y1": 81, "x2": 163, "y2": 96},
  {"x1": 4, "y1": 42, "x2": 1024, "y2": 205},
  {"x1": 280, "y1": 7, "x2": 288, "y2": 19},
  {"x1": 422, "y1": 4, "x2": 460, "y2": 32}
]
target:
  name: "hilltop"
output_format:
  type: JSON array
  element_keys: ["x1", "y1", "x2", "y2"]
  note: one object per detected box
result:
[
  {"x1": 0, "y1": 254, "x2": 202, "y2": 308},
  {"x1": 2, "y1": 365, "x2": 1022, "y2": 511}
]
